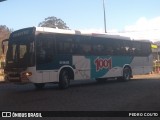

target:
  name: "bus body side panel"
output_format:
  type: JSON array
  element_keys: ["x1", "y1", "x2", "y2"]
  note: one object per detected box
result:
[
  {"x1": 35, "y1": 54, "x2": 73, "y2": 83},
  {"x1": 130, "y1": 54, "x2": 153, "y2": 75},
  {"x1": 73, "y1": 56, "x2": 134, "y2": 80},
  {"x1": 101, "y1": 67, "x2": 123, "y2": 78},
  {"x1": 38, "y1": 70, "x2": 58, "y2": 83},
  {"x1": 73, "y1": 56, "x2": 91, "y2": 80},
  {"x1": 23, "y1": 67, "x2": 42, "y2": 83},
  {"x1": 24, "y1": 67, "x2": 59, "y2": 83},
  {"x1": 89, "y1": 56, "x2": 133, "y2": 79}
]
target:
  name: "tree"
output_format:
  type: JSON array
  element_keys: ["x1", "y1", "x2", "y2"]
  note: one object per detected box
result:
[
  {"x1": 38, "y1": 16, "x2": 69, "y2": 29},
  {"x1": 0, "y1": 25, "x2": 11, "y2": 41},
  {"x1": 0, "y1": 25, "x2": 11, "y2": 54}
]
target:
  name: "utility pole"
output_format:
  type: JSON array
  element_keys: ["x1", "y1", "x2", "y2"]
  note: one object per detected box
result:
[{"x1": 103, "y1": 0, "x2": 107, "y2": 33}]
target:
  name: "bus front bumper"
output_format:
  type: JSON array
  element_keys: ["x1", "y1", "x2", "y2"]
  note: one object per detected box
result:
[{"x1": 5, "y1": 74, "x2": 30, "y2": 84}]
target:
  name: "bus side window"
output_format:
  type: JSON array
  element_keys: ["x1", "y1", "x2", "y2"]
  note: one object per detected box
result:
[
  {"x1": 72, "y1": 39, "x2": 80, "y2": 54},
  {"x1": 132, "y1": 41, "x2": 141, "y2": 56},
  {"x1": 92, "y1": 37, "x2": 105, "y2": 55},
  {"x1": 36, "y1": 34, "x2": 55, "y2": 64},
  {"x1": 75, "y1": 35, "x2": 92, "y2": 55},
  {"x1": 105, "y1": 40, "x2": 113, "y2": 55},
  {"x1": 56, "y1": 34, "x2": 75, "y2": 54},
  {"x1": 122, "y1": 40, "x2": 132, "y2": 55},
  {"x1": 112, "y1": 39, "x2": 122, "y2": 55},
  {"x1": 141, "y1": 42, "x2": 151, "y2": 56},
  {"x1": 106, "y1": 46, "x2": 113, "y2": 55}
]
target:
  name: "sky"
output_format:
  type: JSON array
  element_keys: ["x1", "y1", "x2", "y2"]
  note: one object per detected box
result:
[{"x1": 0, "y1": 0, "x2": 160, "y2": 42}]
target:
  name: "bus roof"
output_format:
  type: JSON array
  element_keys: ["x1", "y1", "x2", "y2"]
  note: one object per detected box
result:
[
  {"x1": 10, "y1": 27, "x2": 131, "y2": 41},
  {"x1": 36, "y1": 27, "x2": 81, "y2": 35},
  {"x1": 35, "y1": 27, "x2": 131, "y2": 40},
  {"x1": 11, "y1": 27, "x2": 151, "y2": 42},
  {"x1": 132, "y1": 39, "x2": 152, "y2": 43},
  {"x1": 90, "y1": 33, "x2": 131, "y2": 40}
]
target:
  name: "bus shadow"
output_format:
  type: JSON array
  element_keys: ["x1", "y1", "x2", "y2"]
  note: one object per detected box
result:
[
  {"x1": 29, "y1": 78, "x2": 140, "y2": 92},
  {"x1": 16, "y1": 78, "x2": 147, "y2": 93},
  {"x1": 43, "y1": 78, "x2": 158, "y2": 90},
  {"x1": 70, "y1": 79, "x2": 129, "y2": 88}
]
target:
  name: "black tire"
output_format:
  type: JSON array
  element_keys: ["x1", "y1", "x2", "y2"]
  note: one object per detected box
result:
[
  {"x1": 59, "y1": 70, "x2": 70, "y2": 89},
  {"x1": 123, "y1": 67, "x2": 131, "y2": 81},
  {"x1": 117, "y1": 67, "x2": 131, "y2": 81},
  {"x1": 34, "y1": 83, "x2": 45, "y2": 89}
]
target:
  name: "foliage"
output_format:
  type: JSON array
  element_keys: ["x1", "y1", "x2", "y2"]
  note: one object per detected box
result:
[
  {"x1": 0, "y1": 25, "x2": 11, "y2": 40},
  {"x1": 38, "y1": 16, "x2": 69, "y2": 29},
  {"x1": 0, "y1": 25, "x2": 12, "y2": 54}
]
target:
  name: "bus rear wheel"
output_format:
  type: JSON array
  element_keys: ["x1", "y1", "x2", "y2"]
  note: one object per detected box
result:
[
  {"x1": 123, "y1": 67, "x2": 131, "y2": 81},
  {"x1": 59, "y1": 70, "x2": 70, "y2": 89},
  {"x1": 117, "y1": 67, "x2": 131, "y2": 81}
]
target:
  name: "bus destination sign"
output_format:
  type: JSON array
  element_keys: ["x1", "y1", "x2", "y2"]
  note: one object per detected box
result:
[{"x1": 11, "y1": 27, "x2": 35, "y2": 38}]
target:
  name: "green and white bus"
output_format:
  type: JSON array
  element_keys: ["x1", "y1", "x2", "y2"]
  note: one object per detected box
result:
[{"x1": 4, "y1": 27, "x2": 153, "y2": 89}]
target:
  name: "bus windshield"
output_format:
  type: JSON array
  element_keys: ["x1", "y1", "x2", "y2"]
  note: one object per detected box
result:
[{"x1": 6, "y1": 37, "x2": 35, "y2": 69}]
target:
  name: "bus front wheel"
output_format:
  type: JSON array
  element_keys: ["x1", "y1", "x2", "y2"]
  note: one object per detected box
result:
[{"x1": 59, "y1": 70, "x2": 70, "y2": 89}]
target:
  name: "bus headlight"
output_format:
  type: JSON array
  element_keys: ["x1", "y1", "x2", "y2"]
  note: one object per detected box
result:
[{"x1": 22, "y1": 72, "x2": 32, "y2": 77}]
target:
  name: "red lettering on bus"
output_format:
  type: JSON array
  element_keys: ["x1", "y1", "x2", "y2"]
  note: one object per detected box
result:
[{"x1": 94, "y1": 57, "x2": 112, "y2": 71}]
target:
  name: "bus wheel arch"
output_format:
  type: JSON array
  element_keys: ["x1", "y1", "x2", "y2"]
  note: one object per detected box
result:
[
  {"x1": 58, "y1": 67, "x2": 74, "y2": 89},
  {"x1": 123, "y1": 65, "x2": 132, "y2": 81},
  {"x1": 118, "y1": 65, "x2": 132, "y2": 81}
]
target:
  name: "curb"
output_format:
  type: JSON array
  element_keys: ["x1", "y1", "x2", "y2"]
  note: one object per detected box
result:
[{"x1": 133, "y1": 74, "x2": 160, "y2": 79}]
